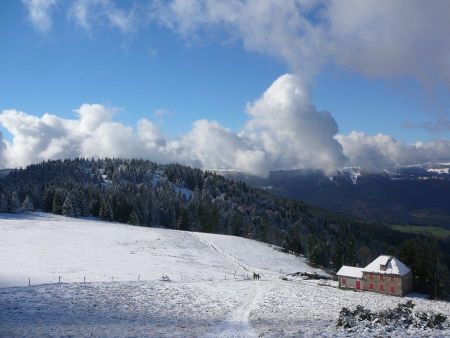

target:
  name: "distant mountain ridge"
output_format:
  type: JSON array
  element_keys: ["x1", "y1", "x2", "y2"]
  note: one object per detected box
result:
[
  {"x1": 214, "y1": 162, "x2": 450, "y2": 228},
  {"x1": 0, "y1": 169, "x2": 12, "y2": 178}
]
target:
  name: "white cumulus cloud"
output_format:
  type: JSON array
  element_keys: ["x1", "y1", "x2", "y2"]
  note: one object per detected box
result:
[
  {"x1": 336, "y1": 132, "x2": 450, "y2": 171},
  {"x1": 1, "y1": 74, "x2": 450, "y2": 174},
  {"x1": 243, "y1": 74, "x2": 346, "y2": 174},
  {"x1": 0, "y1": 105, "x2": 162, "y2": 168},
  {"x1": 0, "y1": 74, "x2": 346, "y2": 175}
]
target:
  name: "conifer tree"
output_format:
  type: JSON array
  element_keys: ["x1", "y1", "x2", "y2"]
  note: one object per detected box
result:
[
  {"x1": 88, "y1": 194, "x2": 100, "y2": 217},
  {"x1": 42, "y1": 188, "x2": 54, "y2": 212},
  {"x1": 128, "y1": 209, "x2": 140, "y2": 225},
  {"x1": 0, "y1": 193, "x2": 8, "y2": 212},
  {"x1": 99, "y1": 197, "x2": 113, "y2": 221},
  {"x1": 52, "y1": 190, "x2": 65, "y2": 214},
  {"x1": 21, "y1": 195, "x2": 34, "y2": 212},
  {"x1": 178, "y1": 209, "x2": 190, "y2": 231},
  {"x1": 62, "y1": 194, "x2": 75, "y2": 217},
  {"x1": 9, "y1": 191, "x2": 21, "y2": 213}
]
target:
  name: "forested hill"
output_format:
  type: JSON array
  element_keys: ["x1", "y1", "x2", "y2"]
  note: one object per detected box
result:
[{"x1": 1, "y1": 158, "x2": 449, "y2": 298}]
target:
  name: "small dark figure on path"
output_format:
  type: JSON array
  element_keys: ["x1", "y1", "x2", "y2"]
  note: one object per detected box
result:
[{"x1": 253, "y1": 272, "x2": 261, "y2": 280}]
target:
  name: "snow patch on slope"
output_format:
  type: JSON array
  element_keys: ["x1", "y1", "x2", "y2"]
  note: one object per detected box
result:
[
  {"x1": 338, "y1": 167, "x2": 361, "y2": 184},
  {"x1": 0, "y1": 212, "x2": 312, "y2": 287},
  {"x1": 428, "y1": 168, "x2": 450, "y2": 174}
]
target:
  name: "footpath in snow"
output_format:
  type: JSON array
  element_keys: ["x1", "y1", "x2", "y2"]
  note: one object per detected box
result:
[{"x1": 1, "y1": 212, "x2": 449, "y2": 337}]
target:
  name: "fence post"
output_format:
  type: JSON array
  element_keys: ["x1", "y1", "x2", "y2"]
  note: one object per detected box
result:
[
  {"x1": 138, "y1": 274, "x2": 140, "y2": 282},
  {"x1": 59, "y1": 276, "x2": 61, "y2": 283},
  {"x1": 84, "y1": 276, "x2": 86, "y2": 283},
  {"x1": 28, "y1": 277, "x2": 30, "y2": 286}
]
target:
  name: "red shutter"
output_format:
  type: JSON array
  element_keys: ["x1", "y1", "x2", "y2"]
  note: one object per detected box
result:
[
  {"x1": 342, "y1": 278, "x2": 346, "y2": 284},
  {"x1": 369, "y1": 283, "x2": 374, "y2": 289},
  {"x1": 379, "y1": 285, "x2": 384, "y2": 291},
  {"x1": 390, "y1": 286, "x2": 395, "y2": 293}
]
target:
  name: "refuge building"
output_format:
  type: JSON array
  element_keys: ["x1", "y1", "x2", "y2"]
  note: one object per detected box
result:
[{"x1": 337, "y1": 255, "x2": 412, "y2": 296}]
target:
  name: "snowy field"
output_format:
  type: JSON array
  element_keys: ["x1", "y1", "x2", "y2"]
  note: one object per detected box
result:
[{"x1": 1, "y1": 213, "x2": 449, "y2": 337}]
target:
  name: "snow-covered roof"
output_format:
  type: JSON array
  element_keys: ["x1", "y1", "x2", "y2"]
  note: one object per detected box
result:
[
  {"x1": 363, "y1": 255, "x2": 410, "y2": 276},
  {"x1": 336, "y1": 265, "x2": 363, "y2": 278}
]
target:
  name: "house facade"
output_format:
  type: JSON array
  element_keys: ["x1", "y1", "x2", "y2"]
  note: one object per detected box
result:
[
  {"x1": 337, "y1": 265, "x2": 364, "y2": 290},
  {"x1": 337, "y1": 256, "x2": 412, "y2": 296}
]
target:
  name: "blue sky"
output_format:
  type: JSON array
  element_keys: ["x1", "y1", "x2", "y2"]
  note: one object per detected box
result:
[
  {"x1": 0, "y1": 0, "x2": 449, "y2": 173},
  {"x1": 1, "y1": 1, "x2": 282, "y2": 138},
  {"x1": 1, "y1": 0, "x2": 444, "y2": 142}
]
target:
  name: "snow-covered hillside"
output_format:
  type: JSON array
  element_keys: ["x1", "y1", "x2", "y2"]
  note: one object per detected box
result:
[
  {"x1": 0, "y1": 212, "x2": 322, "y2": 288},
  {"x1": 1, "y1": 213, "x2": 449, "y2": 337}
]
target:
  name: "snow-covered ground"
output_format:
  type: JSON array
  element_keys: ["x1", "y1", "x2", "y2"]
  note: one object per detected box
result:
[
  {"x1": 1, "y1": 213, "x2": 449, "y2": 337},
  {"x1": 0, "y1": 212, "x2": 317, "y2": 287}
]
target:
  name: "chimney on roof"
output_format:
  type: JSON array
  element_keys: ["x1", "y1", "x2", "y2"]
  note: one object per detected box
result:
[{"x1": 380, "y1": 256, "x2": 393, "y2": 271}]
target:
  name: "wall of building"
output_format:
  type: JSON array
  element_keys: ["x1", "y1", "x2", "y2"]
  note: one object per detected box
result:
[
  {"x1": 339, "y1": 272, "x2": 412, "y2": 296},
  {"x1": 401, "y1": 272, "x2": 413, "y2": 295},
  {"x1": 338, "y1": 276, "x2": 361, "y2": 290},
  {"x1": 362, "y1": 272, "x2": 409, "y2": 296}
]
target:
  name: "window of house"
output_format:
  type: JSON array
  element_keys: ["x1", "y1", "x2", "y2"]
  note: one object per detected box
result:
[
  {"x1": 379, "y1": 285, "x2": 384, "y2": 291},
  {"x1": 380, "y1": 275, "x2": 384, "y2": 281},
  {"x1": 370, "y1": 273, "x2": 374, "y2": 280},
  {"x1": 390, "y1": 286, "x2": 395, "y2": 293},
  {"x1": 369, "y1": 283, "x2": 374, "y2": 289},
  {"x1": 342, "y1": 278, "x2": 346, "y2": 284}
]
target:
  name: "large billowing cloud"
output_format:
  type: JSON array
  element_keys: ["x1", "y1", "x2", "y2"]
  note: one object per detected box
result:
[
  {"x1": 1, "y1": 74, "x2": 449, "y2": 175},
  {"x1": 168, "y1": 74, "x2": 345, "y2": 175},
  {"x1": 243, "y1": 74, "x2": 345, "y2": 173},
  {"x1": 0, "y1": 75, "x2": 343, "y2": 175}
]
